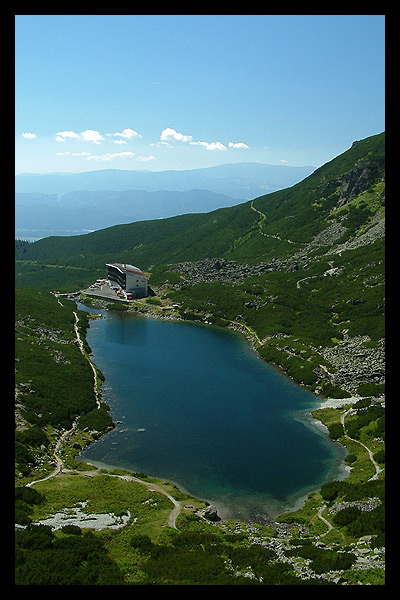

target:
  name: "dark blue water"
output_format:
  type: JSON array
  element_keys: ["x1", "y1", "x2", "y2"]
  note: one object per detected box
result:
[{"x1": 79, "y1": 307, "x2": 346, "y2": 522}]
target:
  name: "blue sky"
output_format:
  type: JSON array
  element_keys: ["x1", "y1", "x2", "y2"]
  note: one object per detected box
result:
[{"x1": 15, "y1": 14, "x2": 385, "y2": 174}]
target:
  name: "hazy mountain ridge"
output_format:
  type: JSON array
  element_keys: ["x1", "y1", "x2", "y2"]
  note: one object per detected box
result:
[
  {"x1": 15, "y1": 188, "x2": 242, "y2": 237},
  {"x1": 15, "y1": 162, "x2": 315, "y2": 197},
  {"x1": 15, "y1": 162, "x2": 315, "y2": 238}
]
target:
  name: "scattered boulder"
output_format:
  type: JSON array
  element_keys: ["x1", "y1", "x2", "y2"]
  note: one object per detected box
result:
[{"x1": 203, "y1": 506, "x2": 221, "y2": 522}]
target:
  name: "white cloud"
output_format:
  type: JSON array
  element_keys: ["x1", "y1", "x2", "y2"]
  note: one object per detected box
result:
[
  {"x1": 56, "y1": 151, "x2": 92, "y2": 157},
  {"x1": 190, "y1": 140, "x2": 227, "y2": 151},
  {"x1": 55, "y1": 130, "x2": 81, "y2": 142},
  {"x1": 189, "y1": 141, "x2": 207, "y2": 147},
  {"x1": 150, "y1": 141, "x2": 172, "y2": 148},
  {"x1": 135, "y1": 155, "x2": 157, "y2": 162},
  {"x1": 205, "y1": 141, "x2": 226, "y2": 151},
  {"x1": 228, "y1": 142, "x2": 249, "y2": 149},
  {"x1": 21, "y1": 132, "x2": 36, "y2": 139},
  {"x1": 80, "y1": 129, "x2": 105, "y2": 144},
  {"x1": 161, "y1": 127, "x2": 193, "y2": 143},
  {"x1": 111, "y1": 139, "x2": 128, "y2": 145},
  {"x1": 85, "y1": 151, "x2": 135, "y2": 161},
  {"x1": 111, "y1": 128, "x2": 142, "y2": 140}
]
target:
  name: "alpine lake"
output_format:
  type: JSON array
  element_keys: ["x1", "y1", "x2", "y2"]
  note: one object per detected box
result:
[{"x1": 77, "y1": 304, "x2": 348, "y2": 524}]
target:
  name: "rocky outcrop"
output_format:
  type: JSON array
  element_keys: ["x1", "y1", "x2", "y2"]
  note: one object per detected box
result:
[
  {"x1": 202, "y1": 505, "x2": 221, "y2": 521},
  {"x1": 316, "y1": 334, "x2": 385, "y2": 396},
  {"x1": 338, "y1": 163, "x2": 376, "y2": 204},
  {"x1": 173, "y1": 257, "x2": 281, "y2": 284},
  {"x1": 329, "y1": 497, "x2": 382, "y2": 515},
  {"x1": 171, "y1": 213, "x2": 383, "y2": 289},
  {"x1": 326, "y1": 216, "x2": 385, "y2": 256}
]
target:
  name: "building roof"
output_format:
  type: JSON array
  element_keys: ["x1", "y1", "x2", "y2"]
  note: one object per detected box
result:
[{"x1": 106, "y1": 263, "x2": 147, "y2": 278}]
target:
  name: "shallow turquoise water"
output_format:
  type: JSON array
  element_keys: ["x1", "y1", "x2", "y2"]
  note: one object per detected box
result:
[{"x1": 79, "y1": 308, "x2": 346, "y2": 522}]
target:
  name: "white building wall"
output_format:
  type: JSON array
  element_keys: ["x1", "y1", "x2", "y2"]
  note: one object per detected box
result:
[{"x1": 126, "y1": 271, "x2": 148, "y2": 296}]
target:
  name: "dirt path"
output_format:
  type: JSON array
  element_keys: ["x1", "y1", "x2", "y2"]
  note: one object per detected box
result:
[
  {"x1": 250, "y1": 200, "x2": 296, "y2": 243},
  {"x1": 317, "y1": 504, "x2": 333, "y2": 536},
  {"x1": 341, "y1": 407, "x2": 384, "y2": 481},
  {"x1": 27, "y1": 444, "x2": 182, "y2": 529},
  {"x1": 25, "y1": 311, "x2": 181, "y2": 530},
  {"x1": 250, "y1": 200, "x2": 279, "y2": 239},
  {"x1": 314, "y1": 404, "x2": 384, "y2": 537},
  {"x1": 27, "y1": 463, "x2": 182, "y2": 530},
  {"x1": 72, "y1": 311, "x2": 182, "y2": 527},
  {"x1": 128, "y1": 477, "x2": 181, "y2": 529},
  {"x1": 27, "y1": 312, "x2": 99, "y2": 488},
  {"x1": 316, "y1": 504, "x2": 346, "y2": 542},
  {"x1": 26, "y1": 422, "x2": 77, "y2": 488},
  {"x1": 73, "y1": 311, "x2": 101, "y2": 409}
]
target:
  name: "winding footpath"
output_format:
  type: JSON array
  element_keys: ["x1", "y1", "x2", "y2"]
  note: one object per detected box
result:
[
  {"x1": 340, "y1": 407, "x2": 384, "y2": 481},
  {"x1": 250, "y1": 200, "x2": 297, "y2": 244},
  {"x1": 26, "y1": 423, "x2": 77, "y2": 488},
  {"x1": 25, "y1": 306, "x2": 384, "y2": 535},
  {"x1": 73, "y1": 310, "x2": 182, "y2": 526},
  {"x1": 317, "y1": 504, "x2": 333, "y2": 537},
  {"x1": 118, "y1": 475, "x2": 181, "y2": 529},
  {"x1": 73, "y1": 311, "x2": 100, "y2": 409},
  {"x1": 316, "y1": 403, "x2": 384, "y2": 536},
  {"x1": 25, "y1": 309, "x2": 182, "y2": 528}
]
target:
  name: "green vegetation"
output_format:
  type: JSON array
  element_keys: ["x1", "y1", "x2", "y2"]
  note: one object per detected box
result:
[
  {"x1": 15, "y1": 132, "x2": 385, "y2": 585},
  {"x1": 15, "y1": 133, "x2": 385, "y2": 400},
  {"x1": 15, "y1": 396, "x2": 385, "y2": 585},
  {"x1": 284, "y1": 544, "x2": 356, "y2": 574},
  {"x1": 15, "y1": 133, "x2": 385, "y2": 278},
  {"x1": 16, "y1": 525, "x2": 126, "y2": 585},
  {"x1": 15, "y1": 288, "x2": 113, "y2": 478},
  {"x1": 14, "y1": 287, "x2": 386, "y2": 585}
]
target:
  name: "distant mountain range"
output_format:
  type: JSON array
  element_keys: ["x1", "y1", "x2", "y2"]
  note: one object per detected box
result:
[
  {"x1": 15, "y1": 162, "x2": 315, "y2": 238},
  {"x1": 15, "y1": 162, "x2": 315, "y2": 197},
  {"x1": 15, "y1": 189, "x2": 243, "y2": 238}
]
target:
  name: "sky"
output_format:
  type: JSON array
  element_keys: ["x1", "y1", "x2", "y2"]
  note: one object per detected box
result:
[{"x1": 15, "y1": 14, "x2": 385, "y2": 174}]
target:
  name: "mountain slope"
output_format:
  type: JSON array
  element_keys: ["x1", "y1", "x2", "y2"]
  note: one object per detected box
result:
[
  {"x1": 16, "y1": 132, "x2": 385, "y2": 398},
  {"x1": 16, "y1": 132, "x2": 384, "y2": 269}
]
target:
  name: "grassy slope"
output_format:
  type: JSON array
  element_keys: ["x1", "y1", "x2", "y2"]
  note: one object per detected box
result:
[
  {"x1": 15, "y1": 132, "x2": 385, "y2": 584},
  {"x1": 15, "y1": 132, "x2": 384, "y2": 272}
]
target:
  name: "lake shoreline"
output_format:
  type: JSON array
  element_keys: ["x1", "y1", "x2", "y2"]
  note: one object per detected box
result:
[{"x1": 76, "y1": 300, "x2": 362, "y2": 525}]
